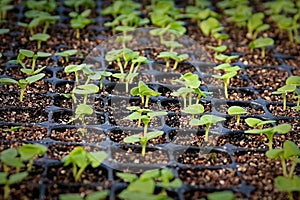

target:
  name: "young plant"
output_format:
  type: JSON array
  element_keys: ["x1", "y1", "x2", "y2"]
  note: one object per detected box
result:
[
  {"x1": 0, "y1": 148, "x2": 24, "y2": 173},
  {"x1": 215, "y1": 54, "x2": 239, "y2": 63},
  {"x1": 90, "y1": 71, "x2": 112, "y2": 90},
  {"x1": 272, "y1": 84, "x2": 297, "y2": 111},
  {"x1": 69, "y1": 9, "x2": 94, "y2": 39},
  {"x1": 72, "y1": 84, "x2": 99, "y2": 104},
  {"x1": 199, "y1": 17, "x2": 222, "y2": 36},
  {"x1": 276, "y1": 15, "x2": 300, "y2": 43},
  {"x1": 64, "y1": 64, "x2": 93, "y2": 85},
  {"x1": 171, "y1": 87, "x2": 194, "y2": 108},
  {"x1": 245, "y1": 124, "x2": 292, "y2": 149},
  {"x1": 117, "y1": 168, "x2": 182, "y2": 200},
  {"x1": 0, "y1": 0, "x2": 13, "y2": 23},
  {"x1": 227, "y1": 106, "x2": 247, "y2": 126},
  {"x1": 0, "y1": 73, "x2": 45, "y2": 102},
  {"x1": 190, "y1": 114, "x2": 226, "y2": 142},
  {"x1": 130, "y1": 81, "x2": 161, "y2": 108},
  {"x1": 64, "y1": 0, "x2": 95, "y2": 12},
  {"x1": 18, "y1": 144, "x2": 47, "y2": 172},
  {"x1": 245, "y1": 117, "x2": 276, "y2": 134},
  {"x1": 17, "y1": 49, "x2": 51, "y2": 75},
  {"x1": 249, "y1": 37, "x2": 274, "y2": 58},
  {"x1": 207, "y1": 45, "x2": 227, "y2": 56},
  {"x1": 115, "y1": 25, "x2": 136, "y2": 49},
  {"x1": 246, "y1": 12, "x2": 270, "y2": 40},
  {"x1": 0, "y1": 172, "x2": 28, "y2": 199},
  {"x1": 61, "y1": 146, "x2": 107, "y2": 182},
  {"x1": 212, "y1": 71, "x2": 238, "y2": 99},
  {"x1": 59, "y1": 191, "x2": 109, "y2": 200},
  {"x1": 123, "y1": 110, "x2": 167, "y2": 156},
  {"x1": 55, "y1": 49, "x2": 77, "y2": 63},
  {"x1": 30, "y1": 33, "x2": 50, "y2": 49},
  {"x1": 182, "y1": 103, "x2": 204, "y2": 119},
  {"x1": 274, "y1": 176, "x2": 300, "y2": 200}
]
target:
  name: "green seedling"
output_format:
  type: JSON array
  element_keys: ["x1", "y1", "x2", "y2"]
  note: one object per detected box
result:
[
  {"x1": 272, "y1": 84, "x2": 297, "y2": 110},
  {"x1": 213, "y1": 32, "x2": 229, "y2": 46},
  {"x1": 105, "y1": 49, "x2": 125, "y2": 74},
  {"x1": 69, "y1": 9, "x2": 94, "y2": 39},
  {"x1": 124, "y1": 110, "x2": 167, "y2": 137},
  {"x1": 190, "y1": 114, "x2": 226, "y2": 142},
  {"x1": 124, "y1": 130, "x2": 164, "y2": 156},
  {"x1": 249, "y1": 37, "x2": 274, "y2": 58},
  {"x1": 59, "y1": 190, "x2": 109, "y2": 200},
  {"x1": 245, "y1": 117, "x2": 275, "y2": 134},
  {"x1": 30, "y1": 33, "x2": 50, "y2": 49},
  {"x1": 164, "y1": 41, "x2": 183, "y2": 52},
  {"x1": 126, "y1": 106, "x2": 151, "y2": 127},
  {"x1": 215, "y1": 54, "x2": 239, "y2": 63},
  {"x1": 62, "y1": 146, "x2": 107, "y2": 182},
  {"x1": 277, "y1": 15, "x2": 300, "y2": 43},
  {"x1": 69, "y1": 103, "x2": 93, "y2": 125},
  {"x1": 246, "y1": 12, "x2": 270, "y2": 40},
  {"x1": 225, "y1": 5, "x2": 252, "y2": 28},
  {"x1": 90, "y1": 71, "x2": 112, "y2": 90},
  {"x1": 275, "y1": 176, "x2": 300, "y2": 200},
  {"x1": 102, "y1": 0, "x2": 141, "y2": 18},
  {"x1": 115, "y1": 25, "x2": 136, "y2": 48},
  {"x1": 157, "y1": 51, "x2": 176, "y2": 68},
  {"x1": 182, "y1": 103, "x2": 204, "y2": 119},
  {"x1": 130, "y1": 81, "x2": 161, "y2": 108},
  {"x1": 55, "y1": 49, "x2": 77, "y2": 63},
  {"x1": 64, "y1": 64, "x2": 93, "y2": 84},
  {"x1": 18, "y1": 144, "x2": 47, "y2": 172},
  {"x1": 0, "y1": 0, "x2": 13, "y2": 23},
  {"x1": 171, "y1": 87, "x2": 194, "y2": 108},
  {"x1": 0, "y1": 148, "x2": 24, "y2": 173},
  {"x1": 64, "y1": 0, "x2": 95, "y2": 12},
  {"x1": 73, "y1": 84, "x2": 99, "y2": 104},
  {"x1": 117, "y1": 168, "x2": 182, "y2": 199},
  {"x1": 245, "y1": 123, "x2": 291, "y2": 149},
  {"x1": 214, "y1": 63, "x2": 241, "y2": 73},
  {"x1": 0, "y1": 73, "x2": 45, "y2": 102},
  {"x1": 212, "y1": 71, "x2": 238, "y2": 99},
  {"x1": 228, "y1": 106, "x2": 247, "y2": 126},
  {"x1": 0, "y1": 172, "x2": 28, "y2": 199},
  {"x1": 17, "y1": 49, "x2": 51, "y2": 75},
  {"x1": 205, "y1": 190, "x2": 235, "y2": 200},
  {"x1": 266, "y1": 140, "x2": 300, "y2": 178},
  {"x1": 264, "y1": 0, "x2": 297, "y2": 15},
  {"x1": 207, "y1": 45, "x2": 227, "y2": 56},
  {"x1": 199, "y1": 17, "x2": 222, "y2": 36},
  {"x1": 25, "y1": 0, "x2": 57, "y2": 12}
]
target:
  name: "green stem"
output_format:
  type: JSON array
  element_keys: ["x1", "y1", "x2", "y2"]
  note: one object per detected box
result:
[
  {"x1": 76, "y1": 29, "x2": 80, "y2": 39},
  {"x1": 204, "y1": 124, "x2": 211, "y2": 142},
  {"x1": 28, "y1": 158, "x2": 34, "y2": 172},
  {"x1": 182, "y1": 94, "x2": 187, "y2": 108},
  {"x1": 37, "y1": 40, "x2": 41, "y2": 50},
  {"x1": 143, "y1": 123, "x2": 148, "y2": 138},
  {"x1": 141, "y1": 142, "x2": 146, "y2": 156},
  {"x1": 288, "y1": 192, "x2": 294, "y2": 200},
  {"x1": 117, "y1": 58, "x2": 124, "y2": 75},
  {"x1": 173, "y1": 61, "x2": 179, "y2": 70},
  {"x1": 145, "y1": 95, "x2": 150, "y2": 108},
  {"x1": 83, "y1": 94, "x2": 87, "y2": 104},
  {"x1": 140, "y1": 95, "x2": 144, "y2": 105},
  {"x1": 72, "y1": 164, "x2": 77, "y2": 181},
  {"x1": 288, "y1": 161, "x2": 297, "y2": 178},
  {"x1": 224, "y1": 83, "x2": 228, "y2": 99},
  {"x1": 280, "y1": 156, "x2": 288, "y2": 177},
  {"x1": 261, "y1": 47, "x2": 265, "y2": 58},
  {"x1": 166, "y1": 59, "x2": 170, "y2": 67},
  {"x1": 288, "y1": 29, "x2": 294, "y2": 42},
  {"x1": 20, "y1": 87, "x2": 25, "y2": 102},
  {"x1": 75, "y1": 166, "x2": 86, "y2": 182},
  {"x1": 236, "y1": 115, "x2": 241, "y2": 126},
  {"x1": 126, "y1": 81, "x2": 129, "y2": 93},
  {"x1": 4, "y1": 184, "x2": 9, "y2": 199},
  {"x1": 43, "y1": 22, "x2": 49, "y2": 34},
  {"x1": 283, "y1": 93, "x2": 287, "y2": 111},
  {"x1": 32, "y1": 57, "x2": 37, "y2": 71},
  {"x1": 75, "y1": 72, "x2": 79, "y2": 84},
  {"x1": 100, "y1": 78, "x2": 104, "y2": 90},
  {"x1": 267, "y1": 134, "x2": 274, "y2": 149}
]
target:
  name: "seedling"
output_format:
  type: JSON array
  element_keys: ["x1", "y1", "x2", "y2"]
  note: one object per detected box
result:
[
  {"x1": 272, "y1": 84, "x2": 296, "y2": 110},
  {"x1": 245, "y1": 123, "x2": 291, "y2": 149},
  {"x1": 249, "y1": 37, "x2": 274, "y2": 58},
  {"x1": 90, "y1": 71, "x2": 112, "y2": 90},
  {"x1": 277, "y1": 15, "x2": 300, "y2": 43},
  {"x1": 72, "y1": 84, "x2": 99, "y2": 104},
  {"x1": 126, "y1": 106, "x2": 151, "y2": 127},
  {"x1": 215, "y1": 54, "x2": 239, "y2": 63},
  {"x1": 62, "y1": 146, "x2": 107, "y2": 182},
  {"x1": 171, "y1": 87, "x2": 194, "y2": 108},
  {"x1": 0, "y1": 0, "x2": 13, "y2": 23},
  {"x1": 69, "y1": 9, "x2": 94, "y2": 39},
  {"x1": 18, "y1": 144, "x2": 47, "y2": 172},
  {"x1": 30, "y1": 33, "x2": 50, "y2": 49},
  {"x1": 264, "y1": 0, "x2": 297, "y2": 15},
  {"x1": 182, "y1": 103, "x2": 204, "y2": 118},
  {"x1": 68, "y1": 103, "x2": 94, "y2": 125},
  {"x1": 117, "y1": 168, "x2": 182, "y2": 199},
  {"x1": 274, "y1": 176, "x2": 300, "y2": 200},
  {"x1": 212, "y1": 71, "x2": 238, "y2": 99},
  {"x1": 64, "y1": 0, "x2": 95, "y2": 12},
  {"x1": 190, "y1": 114, "x2": 226, "y2": 142},
  {"x1": 130, "y1": 81, "x2": 161, "y2": 108},
  {"x1": 226, "y1": 5, "x2": 252, "y2": 28},
  {"x1": 245, "y1": 117, "x2": 275, "y2": 134},
  {"x1": 16, "y1": 49, "x2": 51, "y2": 75},
  {"x1": 0, "y1": 148, "x2": 24, "y2": 173},
  {"x1": 246, "y1": 12, "x2": 270, "y2": 40},
  {"x1": 213, "y1": 32, "x2": 229, "y2": 46},
  {"x1": 55, "y1": 49, "x2": 77, "y2": 63},
  {"x1": 59, "y1": 190, "x2": 109, "y2": 200},
  {"x1": 64, "y1": 64, "x2": 93, "y2": 85},
  {"x1": 0, "y1": 73, "x2": 45, "y2": 102},
  {"x1": 25, "y1": 0, "x2": 57, "y2": 12},
  {"x1": 0, "y1": 172, "x2": 28, "y2": 199},
  {"x1": 266, "y1": 140, "x2": 300, "y2": 178},
  {"x1": 102, "y1": 0, "x2": 141, "y2": 18},
  {"x1": 214, "y1": 63, "x2": 241, "y2": 73},
  {"x1": 227, "y1": 106, "x2": 247, "y2": 126},
  {"x1": 115, "y1": 25, "x2": 136, "y2": 48},
  {"x1": 208, "y1": 45, "x2": 227, "y2": 56}
]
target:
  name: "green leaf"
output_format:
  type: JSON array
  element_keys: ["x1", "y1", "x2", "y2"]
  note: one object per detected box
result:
[
  {"x1": 37, "y1": 52, "x2": 52, "y2": 57},
  {"x1": 124, "y1": 112, "x2": 142, "y2": 121},
  {"x1": 277, "y1": 84, "x2": 297, "y2": 93},
  {"x1": 30, "y1": 33, "x2": 50, "y2": 42},
  {"x1": 208, "y1": 45, "x2": 227, "y2": 52},
  {"x1": 20, "y1": 49, "x2": 34, "y2": 57},
  {"x1": 0, "y1": 28, "x2": 10, "y2": 34},
  {"x1": 124, "y1": 134, "x2": 140, "y2": 143},
  {"x1": 228, "y1": 106, "x2": 247, "y2": 115},
  {"x1": 199, "y1": 17, "x2": 221, "y2": 36},
  {"x1": 75, "y1": 104, "x2": 94, "y2": 116},
  {"x1": 275, "y1": 176, "x2": 300, "y2": 192},
  {"x1": 0, "y1": 172, "x2": 7, "y2": 184},
  {"x1": 146, "y1": 131, "x2": 164, "y2": 140},
  {"x1": 0, "y1": 78, "x2": 18, "y2": 85},
  {"x1": 116, "y1": 172, "x2": 138, "y2": 183},
  {"x1": 127, "y1": 178, "x2": 155, "y2": 194},
  {"x1": 59, "y1": 194, "x2": 83, "y2": 200},
  {"x1": 25, "y1": 73, "x2": 45, "y2": 84},
  {"x1": 164, "y1": 41, "x2": 183, "y2": 48},
  {"x1": 274, "y1": 124, "x2": 291, "y2": 134},
  {"x1": 245, "y1": 118, "x2": 262, "y2": 127},
  {"x1": 91, "y1": 71, "x2": 112, "y2": 80},
  {"x1": 18, "y1": 144, "x2": 47, "y2": 161},
  {"x1": 65, "y1": 64, "x2": 83, "y2": 73},
  {"x1": 266, "y1": 149, "x2": 284, "y2": 159},
  {"x1": 207, "y1": 191, "x2": 235, "y2": 200},
  {"x1": 73, "y1": 84, "x2": 99, "y2": 95},
  {"x1": 0, "y1": 148, "x2": 24, "y2": 168},
  {"x1": 283, "y1": 140, "x2": 300, "y2": 159},
  {"x1": 7, "y1": 172, "x2": 28, "y2": 184},
  {"x1": 112, "y1": 73, "x2": 126, "y2": 80},
  {"x1": 115, "y1": 25, "x2": 136, "y2": 33},
  {"x1": 214, "y1": 63, "x2": 231, "y2": 71},
  {"x1": 88, "y1": 151, "x2": 107, "y2": 168},
  {"x1": 182, "y1": 104, "x2": 204, "y2": 115},
  {"x1": 147, "y1": 111, "x2": 167, "y2": 119},
  {"x1": 286, "y1": 76, "x2": 300, "y2": 85},
  {"x1": 249, "y1": 37, "x2": 274, "y2": 49},
  {"x1": 86, "y1": 190, "x2": 109, "y2": 200},
  {"x1": 118, "y1": 190, "x2": 165, "y2": 200},
  {"x1": 245, "y1": 127, "x2": 273, "y2": 134}
]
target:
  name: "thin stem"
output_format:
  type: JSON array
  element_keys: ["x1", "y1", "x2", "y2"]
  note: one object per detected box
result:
[
  {"x1": 173, "y1": 61, "x2": 178, "y2": 70},
  {"x1": 283, "y1": 93, "x2": 287, "y2": 111},
  {"x1": 28, "y1": 158, "x2": 34, "y2": 172},
  {"x1": 37, "y1": 40, "x2": 41, "y2": 50},
  {"x1": 75, "y1": 166, "x2": 86, "y2": 182},
  {"x1": 117, "y1": 58, "x2": 124, "y2": 75},
  {"x1": 288, "y1": 192, "x2": 294, "y2": 200},
  {"x1": 224, "y1": 83, "x2": 228, "y2": 99},
  {"x1": 143, "y1": 123, "x2": 149, "y2": 138},
  {"x1": 280, "y1": 156, "x2": 288, "y2": 177},
  {"x1": 261, "y1": 47, "x2": 265, "y2": 58},
  {"x1": 236, "y1": 115, "x2": 241, "y2": 126},
  {"x1": 182, "y1": 94, "x2": 187, "y2": 108},
  {"x1": 145, "y1": 95, "x2": 150, "y2": 108},
  {"x1": 141, "y1": 143, "x2": 146, "y2": 156},
  {"x1": 76, "y1": 29, "x2": 80, "y2": 39},
  {"x1": 4, "y1": 184, "x2": 9, "y2": 199},
  {"x1": 32, "y1": 57, "x2": 37, "y2": 71},
  {"x1": 267, "y1": 134, "x2": 274, "y2": 149},
  {"x1": 43, "y1": 22, "x2": 49, "y2": 34},
  {"x1": 204, "y1": 124, "x2": 210, "y2": 142},
  {"x1": 20, "y1": 88, "x2": 25, "y2": 102},
  {"x1": 166, "y1": 59, "x2": 170, "y2": 67},
  {"x1": 288, "y1": 161, "x2": 297, "y2": 178},
  {"x1": 126, "y1": 81, "x2": 129, "y2": 93}
]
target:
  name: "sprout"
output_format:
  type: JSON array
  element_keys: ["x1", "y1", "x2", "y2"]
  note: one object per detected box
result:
[
  {"x1": 55, "y1": 49, "x2": 77, "y2": 63},
  {"x1": 90, "y1": 71, "x2": 112, "y2": 90},
  {"x1": 130, "y1": 81, "x2": 161, "y2": 108},
  {"x1": 245, "y1": 117, "x2": 276, "y2": 134},
  {"x1": 62, "y1": 147, "x2": 107, "y2": 182},
  {"x1": 18, "y1": 144, "x2": 47, "y2": 172},
  {"x1": 69, "y1": 9, "x2": 94, "y2": 39},
  {"x1": 29, "y1": 33, "x2": 50, "y2": 49},
  {"x1": 207, "y1": 45, "x2": 227, "y2": 56},
  {"x1": 59, "y1": 191, "x2": 109, "y2": 200},
  {"x1": 190, "y1": 114, "x2": 226, "y2": 142},
  {"x1": 0, "y1": 148, "x2": 24, "y2": 173},
  {"x1": 182, "y1": 103, "x2": 204, "y2": 119},
  {"x1": 228, "y1": 106, "x2": 247, "y2": 126},
  {"x1": 274, "y1": 176, "x2": 300, "y2": 200},
  {"x1": 0, "y1": 172, "x2": 28, "y2": 199},
  {"x1": 0, "y1": 0, "x2": 13, "y2": 23},
  {"x1": 0, "y1": 73, "x2": 45, "y2": 102},
  {"x1": 245, "y1": 124, "x2": 291, "y2": 149},
  {"x1": 212, "y1": 71, "x2": 238, "y2": 99},
  {"x1": 246, "y1": 12, "x2": 270, "y2": 40},
  {"x1": 249, "y1": 37, "x2": 274, "y2": 58},
  {"x1": 272, "y1": 85, "x2": 296, "y2": 111},
  {"x1": 199, "y1": 17, "x2": 222, "y2": 36}
]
